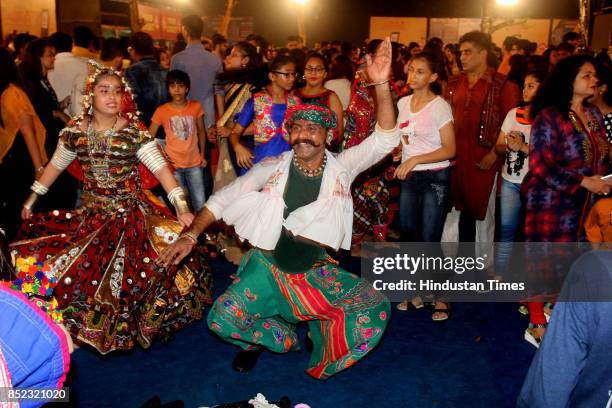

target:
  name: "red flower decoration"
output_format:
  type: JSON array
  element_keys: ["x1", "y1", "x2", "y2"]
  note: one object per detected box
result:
[{"x1": 399, "y1": 120, "x2": 410, "y2": 129}]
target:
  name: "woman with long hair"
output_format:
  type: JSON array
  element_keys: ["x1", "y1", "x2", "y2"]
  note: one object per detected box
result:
[
  {"x1": 215, "y1": 41, "x2": 264, "y2": 189},
  {"x1": 522, "y1": 55, "x2": 611, "y2": 346},
  {"x1": 214, "y1": 41, "x2": 266, "y2": 264},
  {"x1": 19, "y1": 39, "x2": 70, "y2": 155},
  {"x1": 0, "y1": 48, "x2": 47, "y2": 239},
  {"x1": 394, "y1": 51, "x2": 455, "y2": 318},
  {"x1": 11, "y1": 61, "x2": 213, "y2": 354},
  {"x1": 295, "y1": 52, "x2": 344, "y2": 146},
  {"x1": 493, "y1": 69, "x2": 545, "y2": 278},
  {"x1": 444, "y1": 43, "x2": 462, "y2": 77},
  {"x1": 19, "y1": 38, "x2": 77, "y2": 211}
]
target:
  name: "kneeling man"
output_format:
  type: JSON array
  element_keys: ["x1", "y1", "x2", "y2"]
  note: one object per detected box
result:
[{"x1": 159, "y1": 38, "x2": 398, "y2": 379}]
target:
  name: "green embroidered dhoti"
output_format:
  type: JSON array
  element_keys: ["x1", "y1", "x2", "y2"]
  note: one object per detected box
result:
[{"x1": 207, "y1": 249, "x2": 390, "y2": 379}]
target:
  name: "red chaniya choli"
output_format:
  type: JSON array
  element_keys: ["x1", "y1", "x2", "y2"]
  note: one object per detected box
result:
[{"x1": 11, "y1": 121, "x2": 213, "y2": 354}]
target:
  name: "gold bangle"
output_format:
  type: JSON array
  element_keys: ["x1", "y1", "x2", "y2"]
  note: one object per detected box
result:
[
  {"x1": 167, "y1": 187, "x2": 191, "y2": 214},
  {"x1": 23, "y1": 192, "x2": 39, "y2": 210},
  {"x1": 174, "y1": 196, "x2": 190, "y2": 215},
  {"x1": 180, "y1": 231, "x2": 199, "y2": 245}
]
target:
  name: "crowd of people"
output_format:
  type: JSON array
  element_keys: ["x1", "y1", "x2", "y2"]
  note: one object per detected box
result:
[{"x1": 1, "y1": 14, "x2": 612, "y2": 407}]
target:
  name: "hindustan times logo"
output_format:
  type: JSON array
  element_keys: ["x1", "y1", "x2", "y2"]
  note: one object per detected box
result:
[{"x1": 372, "y1": 253, "x2": 487, "y2": 275}]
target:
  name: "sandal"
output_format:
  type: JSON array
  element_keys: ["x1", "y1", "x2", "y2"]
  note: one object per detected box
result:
[
  {"x1": 396, "y1": 297, "x2": 425, "y2": 311},
  {"x1": 524, "y1": 323, "x2": 547, "y2": 348},
  {"x1": 432, "y1": 302, "x2": 451, "y2": 322}
]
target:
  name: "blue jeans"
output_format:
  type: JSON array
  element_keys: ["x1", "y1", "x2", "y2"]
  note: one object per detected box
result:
[
  {"x1": 399, "y1": 167, "x2": 450, "y2": 242},
  {"x1": 496, "y1": 178, "x2": 523, "y2": 275},
  {"x1": 175, "y1": 167, "x2": 206, "y2": 211}
]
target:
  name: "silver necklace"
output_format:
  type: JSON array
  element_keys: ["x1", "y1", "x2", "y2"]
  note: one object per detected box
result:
[
  {"x1": 292, "y1": 154, "x2": 326, "y2": 177},
  {"x1": 87, "y1": 117, "x2": 118, "y2": 188}
]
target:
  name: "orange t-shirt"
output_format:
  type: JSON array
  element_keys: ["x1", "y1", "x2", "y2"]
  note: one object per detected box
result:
[{"x1": 151, "y1": 100, "x2": 204, "y2": 168}]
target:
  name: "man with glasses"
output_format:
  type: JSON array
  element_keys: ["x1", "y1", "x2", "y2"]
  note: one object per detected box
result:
[{"x1": 158, "y1": 39, "x2": 399, "y2": 379}]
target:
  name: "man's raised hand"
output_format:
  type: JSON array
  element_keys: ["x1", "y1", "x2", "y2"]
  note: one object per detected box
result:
[{"x1": 365, "y1": 37, "x2": 392, "y2": 84}]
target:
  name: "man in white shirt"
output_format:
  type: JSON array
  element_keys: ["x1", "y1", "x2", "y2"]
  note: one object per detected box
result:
[
  {"x1": 48, "y1": 32, "x2": 88, "y2": 118},
  {"x1": 159, "y1": 38, "x2": 398, "y2": 379}
]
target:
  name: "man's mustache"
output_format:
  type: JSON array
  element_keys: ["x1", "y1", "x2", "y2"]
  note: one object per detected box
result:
[{"x1": 291, "y1": 138, "x2": 321, "y2": 147}]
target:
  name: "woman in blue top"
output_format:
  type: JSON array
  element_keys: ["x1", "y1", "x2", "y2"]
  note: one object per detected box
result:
[{"x1": 228, "y1": 55, "x2": 300, "y2": 175}]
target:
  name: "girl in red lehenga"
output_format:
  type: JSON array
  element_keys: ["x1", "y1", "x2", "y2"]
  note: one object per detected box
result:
[{"x1": 10, "y1": 61, "x2": 213, "y2": 354}]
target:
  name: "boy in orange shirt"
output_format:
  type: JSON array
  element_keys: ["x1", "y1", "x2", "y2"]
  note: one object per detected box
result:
[{"x1": 150, "y1": 70, "x2": 208, "y2": 210}]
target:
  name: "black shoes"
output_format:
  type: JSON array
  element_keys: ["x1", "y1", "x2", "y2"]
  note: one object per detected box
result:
[{"x1": 231, "y1": 348, "x2": 264, "y2": 372}]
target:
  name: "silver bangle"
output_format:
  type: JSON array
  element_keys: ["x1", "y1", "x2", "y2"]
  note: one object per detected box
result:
[
  {"x1": 49, "y1": 141, "x2": 77, "y2": 171},
  {"x1": 137, "y1": 141, "x2": 168, "y2": 174},
  {"x1": 31, "y1": 180, "x2": 49, "y2": 195}
]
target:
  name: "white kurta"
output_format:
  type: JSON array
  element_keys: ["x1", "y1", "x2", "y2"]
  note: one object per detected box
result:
[
  {"x1": 48, "y1": 52, "x2": 88, "y2": 117},
  {"x1": 205, "y1": 123, "x2": 400, "y2": 251}
]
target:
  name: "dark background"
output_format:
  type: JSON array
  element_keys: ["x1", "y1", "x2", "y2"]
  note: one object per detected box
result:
[{"x1": 198, "y1": 0, "x2": 580, "y2": 45}]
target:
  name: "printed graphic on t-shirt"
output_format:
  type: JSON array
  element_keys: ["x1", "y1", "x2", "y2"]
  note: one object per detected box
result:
[
  {"x1": 170, "y1": 115, "x2": 196, "y2": 141},
  {"x1": 401, "y1": 120, "x2": 418, "y2": 145},
  {"x1": 506, "y1": 130, "x2": 527, "y2": 176}
]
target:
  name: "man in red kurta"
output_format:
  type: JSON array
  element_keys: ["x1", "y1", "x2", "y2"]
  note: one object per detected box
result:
[{"x1": 443, "y1": 31, "x2": 520, "y2": 243}]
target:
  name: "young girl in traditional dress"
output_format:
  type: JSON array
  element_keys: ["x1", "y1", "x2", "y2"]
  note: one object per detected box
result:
[
  {"x1": 295, "y1": 52, "x2": 344, "y2": 145},
  {"x1": 11, "y1": 62, "x2": 213, "y2": 354},
  {"x1": 229, "y1": 55, "x2": 300, "y2": 174}
]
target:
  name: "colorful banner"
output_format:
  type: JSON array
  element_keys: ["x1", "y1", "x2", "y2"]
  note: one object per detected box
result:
[{"x1": 138, "y1": 3, "x2": 182, "y2": 41}]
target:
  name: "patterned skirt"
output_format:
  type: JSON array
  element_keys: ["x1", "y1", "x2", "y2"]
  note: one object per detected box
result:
[
  {"x1": 11, "y1": 193, "x2": 213, "y2": 354},
  {"x1": 207, "y1": 249, "x2": 390, "y2": 379}
]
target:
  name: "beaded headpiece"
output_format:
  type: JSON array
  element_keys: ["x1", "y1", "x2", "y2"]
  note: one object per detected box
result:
[
  {"x1": 78, "y1": 59, "x2": 142, "y2": 124},
  {"x1": 284, "y1": 103, "x2": 338, "y2": 144}
]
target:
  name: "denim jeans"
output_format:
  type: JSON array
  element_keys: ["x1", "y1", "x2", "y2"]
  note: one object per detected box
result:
[
  {"x1": 399, "y1": 167, "x2": 450, "y2": 242},
  {"x1": 496, "y1": 178, "x2": 523, "y2": 276},
  {"x1": 175, "y1": 167, "x2": 206, "y2": 211}
]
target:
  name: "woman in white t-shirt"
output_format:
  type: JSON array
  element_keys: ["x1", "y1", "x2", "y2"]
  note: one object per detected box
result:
[
  {"x1": 493, "y1": 70, "x2": 545, "y2": 275},
  {"x1": 493, "y1": 70, "x2": 545, "y2": 348},
  {"x1": 394, "y1": 52, "x2": 456, "y2": 319}
]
